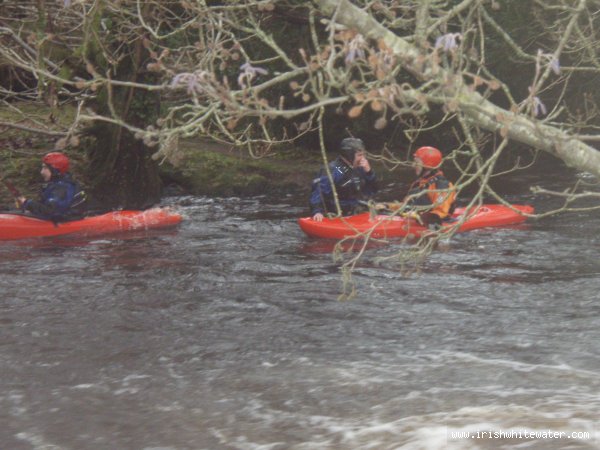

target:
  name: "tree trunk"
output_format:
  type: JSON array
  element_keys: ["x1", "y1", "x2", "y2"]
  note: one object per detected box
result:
[
  {"x1": 88, "y1": 121, "x2": 162, "y2": 209},
  {"x1": 85, "y1": 4, "x2": 162, "y2": 209}
]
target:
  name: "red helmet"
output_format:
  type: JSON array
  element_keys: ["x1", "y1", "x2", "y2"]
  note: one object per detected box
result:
[
  {"x1": 414, "y1": 146, "x2": 442, "y2": 169},
  {"x1": 42, "y1": 152, "x2": 70, "y2": 175}
]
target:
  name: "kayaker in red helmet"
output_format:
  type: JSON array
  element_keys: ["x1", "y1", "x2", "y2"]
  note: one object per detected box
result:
[
  {"x1": 406, "y1": 146, "x2": 456, "y2": 226},
  {"x1": 17, "y1": 151, "x2": 87, "y2": 221}
]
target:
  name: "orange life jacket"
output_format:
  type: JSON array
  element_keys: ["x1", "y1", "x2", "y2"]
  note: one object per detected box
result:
[{"x1": 407, "y1": 170, "x2": 456, "y2": 219}]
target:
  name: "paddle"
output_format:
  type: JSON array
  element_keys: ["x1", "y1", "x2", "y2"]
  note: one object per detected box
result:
[
  {"x1": 3, "y1": 179, "x2": 20, "y2": 198},
  {"x1": 358, "y1": 199, "x2": 393, "y2": 212},
  {"x1": 359, "y1": 200, "x2": 425, "y2": 225},
  {"x1": 2, "y1": 178, "x2": 24, "y2": 209}
]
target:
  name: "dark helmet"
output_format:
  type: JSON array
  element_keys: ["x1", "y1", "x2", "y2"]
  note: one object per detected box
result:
[
  {"x1": 42, "y1": 152, "x2": 70, "y2": 175},
  {"x1": 339, "y1": 137, "x2": 365, "y2": 162}
]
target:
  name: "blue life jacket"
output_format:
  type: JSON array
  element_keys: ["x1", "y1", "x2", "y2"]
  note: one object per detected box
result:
[
  {"x1": 23, "y1": 173, "x2": 86, "y2": 221},
  {"x1": 309, "y1": 157, "x2": 377, "y2": 215}
]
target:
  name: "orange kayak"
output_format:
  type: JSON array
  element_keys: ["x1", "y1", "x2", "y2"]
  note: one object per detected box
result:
[
  {"x1": 0, "y1": 208, "x2": 182, "y2": 241},
  {"x1": 298, "y1": 204, "x2": 534, "y2": 239}
]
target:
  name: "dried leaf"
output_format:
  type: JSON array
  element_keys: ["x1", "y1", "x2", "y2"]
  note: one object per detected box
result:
[
  {"x1": 366, "y1": 90, "x2": 378, "y2": 99},
  {"x1": 370, "y1": 100, "x2": 383, "y2": 112},
  {"x1": 348, "y1": 105, "x2": 363, "y2": 118},
  {"x1": 368, "y1": 54, "x2": 379, "y2": 70},
  {"x1": 69, "y1": 135, "x2": 80, "y2": 147},
  {"x1": 147, "y1": 62, "x2": 162, "y2": 72},
  {"x1": 335, "y1": 30, "x2": 356, "y2": 42},
  {"x1": 74, "y1": 80, "x2": 87, "y2": 89},
  {"x1": 302, "y1": 93, "x2": 310, "y2": 103},
  {"x1": 374, "y1": 117, "x2": 387, "y2": 130},
  {"x1": 377, "y1": 39, "x2": 389, "y2": 51},
  {"x1": 289, "y1": 81, "x2": 300, "y2": 90},
  {"x1": 227, "y1": 119, "x2": 238, "y2": 130},
  {"x1": 54, "y1": 137, "x2": 67, "y2": 150},
  {"x1": 85, "y1": 62, "x2": 96, "y2": 76},
  {"x1": 488, "y1": 79, "x2": 501, "y2": 90},
  {"x1": 500, "y1": 125, "x2": 509, "y2": 137}
]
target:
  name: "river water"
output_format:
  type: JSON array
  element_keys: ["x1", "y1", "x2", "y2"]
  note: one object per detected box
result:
[{"x1": 1, "y1": 157, "x2": 599, "y2": 450}]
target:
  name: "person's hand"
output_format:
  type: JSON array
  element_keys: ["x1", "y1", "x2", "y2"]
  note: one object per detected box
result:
[
  {"x1": 312, "y1": 212, "x2": 324, "y2": 222},
  {"x1": 17, "y1": 196, "x2": 26, "y2": 208},
  {"x1": 358, "y1": 156, "x2": 371, "y2": 173},
  {"x1": 401, "y1": 211, "x2": 422, "y2": 223}
]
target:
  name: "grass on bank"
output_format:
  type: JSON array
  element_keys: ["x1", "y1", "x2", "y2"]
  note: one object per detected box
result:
[{"x1": 1, "y1": 101, "x2": 322, "y2": 208}]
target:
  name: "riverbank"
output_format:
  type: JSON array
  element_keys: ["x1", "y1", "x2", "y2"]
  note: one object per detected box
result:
[
  {"x1": 158, "y1": 138, "x2": 320, "y2": 199},
  {"x1": 1, "y1": 102, "x2": 400, "y2": 210},
  {"x1": 0, "y1": 137, "x2": 321, "y2": 209}
]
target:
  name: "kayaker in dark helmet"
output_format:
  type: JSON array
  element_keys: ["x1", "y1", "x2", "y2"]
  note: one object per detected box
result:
[
  {"x1": 17, "y1": 152, "x2": 87, "y2": 221},
  {"x1": 309, "y1": 137, "x2": 378, "y2": 221},
  {"x1": 405, "y1": 146, "x2": 456, "y2": 226}
]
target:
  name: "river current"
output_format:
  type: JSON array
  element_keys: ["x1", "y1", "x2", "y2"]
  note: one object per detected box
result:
[{"x1": 1, "y1": 158, "x2": 599, "y2": 450}]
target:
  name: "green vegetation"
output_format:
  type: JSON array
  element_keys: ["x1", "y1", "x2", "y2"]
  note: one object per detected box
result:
[
  {"x1": 160, "y1": 139, "x2": 319, "y2": 197},
  {"x1": 1, "y1": 102, "x2": 321, "y2": 208}
]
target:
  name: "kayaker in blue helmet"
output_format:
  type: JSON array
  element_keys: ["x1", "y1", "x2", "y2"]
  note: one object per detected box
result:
[
  {"x1": 17, "y1": 152, "x2": 87, "y2": 221},
  {"x1": 309, "y1": 137, "x2": 378, "y2": 221}
]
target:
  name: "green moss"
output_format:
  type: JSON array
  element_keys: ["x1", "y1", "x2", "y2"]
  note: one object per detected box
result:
[
  {"x1": 159, "y1": 141, "x2": 318, "y2": 197},
  {"x1": 0, "y1": 101, "x2": 77, "y2": 140}
]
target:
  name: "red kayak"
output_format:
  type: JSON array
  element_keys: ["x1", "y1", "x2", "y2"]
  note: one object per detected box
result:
[
  {"x1": 298, "y1": 204, "x2": 534, "y2": 239},
  {"x1": 0, "y1": 208, "x2": 182, "y2": 241}
]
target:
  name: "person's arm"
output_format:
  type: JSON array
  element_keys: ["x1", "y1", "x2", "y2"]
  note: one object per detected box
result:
[
  {"x1": 358, "y1": 164, "x2": 378, "y2": 197},
  {"x1": 22, "y1": 198, "x2": 56, "y2": 217},
  {"x1": 309, "y1": 171, "x2": 335, "y2": 218},
  {"x1": 23, "y1": 184, "x2": 70, "y2": 218}
]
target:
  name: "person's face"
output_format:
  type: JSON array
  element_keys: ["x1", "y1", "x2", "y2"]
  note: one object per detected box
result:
[
  {"x1": 41, "y1": 165, "x2": 52, "y2": 182},
  {"x1": 353, "y1": 151, "x2": 365, "y2": 168},
  {"x1": 414, "y1": 158, "x2": 424, "y2": 176}
]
